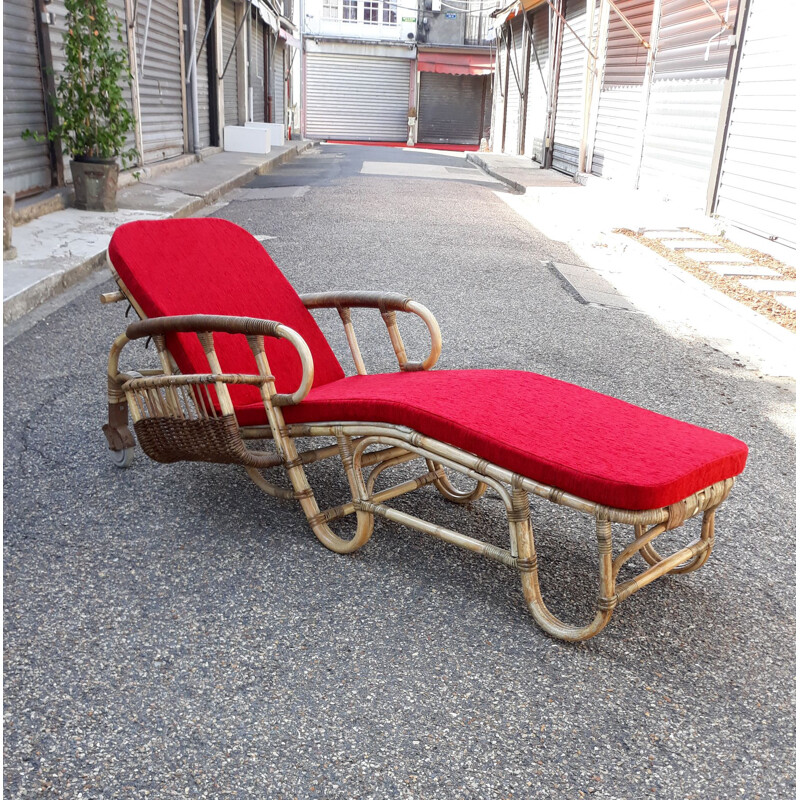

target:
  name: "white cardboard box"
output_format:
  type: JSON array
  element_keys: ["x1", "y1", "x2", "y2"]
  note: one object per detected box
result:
[
  {"x1": 244, "y1": 122, "x2": 285, "y2": 147},
  {"x1": 223, "y1": 126, "x2": 271, "y2": 155}
]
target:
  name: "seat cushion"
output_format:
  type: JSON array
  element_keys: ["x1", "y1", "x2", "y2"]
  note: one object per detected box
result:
[
  {"x1": 235, "y1": 370, "x2": 748, "y2": 511},
  {"x1": 109, "y1": 218, "x2": 345, "y2": 405}
]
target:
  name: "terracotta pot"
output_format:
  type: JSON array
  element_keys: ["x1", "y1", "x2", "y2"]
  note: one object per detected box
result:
[{"x1": 71, "y1": 156, "x2": 119, "y2": 212}]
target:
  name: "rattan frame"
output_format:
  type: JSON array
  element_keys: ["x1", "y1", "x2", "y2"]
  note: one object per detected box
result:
[{"x1": 103, "y1": 272, "x2": 735, "y2": 641}]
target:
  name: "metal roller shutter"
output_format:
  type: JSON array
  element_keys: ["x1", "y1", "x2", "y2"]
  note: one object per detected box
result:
[
  {"x1": 591, "y1": 0, "x2": 653, "y2": 179},
  {"x1": 3, "y1": 0, "x2": 52, "y2": 195},
  {"x1": 523, "y1": 7, "x2": 549, "y2": 162},
  {"x1": 552, "y1": 0, "x2": 590, "y2": 174},
  {"x1": 251, "y1": 13, "x2": 267, "y2": 122},
  {"x1": 221, "y1": 0, "x2": 240, "y2": 125},
  {"x1": 135, "y1": 0, "x2": 186, "y2": 162},
  {"x1": 48, "y1": 0, "x2": 137, "y2": 168},
  {"x1": 272, "y1": 40, "x2": 285, "y2": 126},
  {"x1": 418, "y1": 73, "x2": 484, "y2": 145},
  {"x1": 503, "y1": 19, "x2": 524, "y2": 154},
  {"x1": 305, "y1": 52, "x2": 410, "y2": 141},
  {"x1": 195, "y1": 0, "x2": 212, "y2": 147},
  {"x1": 714, "y1": 0, "x2": 796, "y2": 247},
  {"x1": 638, "y1": 0, "x2": 739, "y2": 203}
]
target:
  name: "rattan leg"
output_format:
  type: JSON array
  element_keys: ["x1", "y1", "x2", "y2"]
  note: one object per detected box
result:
[
  {"x1": 515, "y1": 490, "x2": 616, "y2": 642},
  {"x1": 280, "y1": 429, "x2": 375, "y2": 555},
  {"x1": 425, "y1": 459, "x2": 488, "y2": 505},
  {"x1": 633, "y1": 508, "x2": 716, "y2": 575}
]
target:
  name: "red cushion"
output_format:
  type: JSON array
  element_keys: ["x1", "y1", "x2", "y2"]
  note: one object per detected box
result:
[
  {"x1": 108, "y1": 218, "x2": 345, "y2": 404},
  {"x1": 235, "y1": 370, "x2": 748, "y2": 511}
]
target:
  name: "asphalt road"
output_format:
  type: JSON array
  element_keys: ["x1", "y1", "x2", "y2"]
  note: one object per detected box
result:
[{"x1": 3, "y1": 144, "x2": 795, "y2": 799}]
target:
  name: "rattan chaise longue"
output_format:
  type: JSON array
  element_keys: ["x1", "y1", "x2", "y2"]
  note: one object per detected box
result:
[{"x1": 102, "y1": 218, "x2": 748, "y2": 641}]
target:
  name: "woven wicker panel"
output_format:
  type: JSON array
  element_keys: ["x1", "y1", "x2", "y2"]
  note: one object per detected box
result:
[{"x1": 134, "y1": 415, "x2": 262, "y2": 465}]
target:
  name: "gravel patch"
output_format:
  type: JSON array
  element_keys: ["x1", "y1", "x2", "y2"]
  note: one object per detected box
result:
[{"x1": 617, "y1": 228, "x2": 796, "y2": 332}]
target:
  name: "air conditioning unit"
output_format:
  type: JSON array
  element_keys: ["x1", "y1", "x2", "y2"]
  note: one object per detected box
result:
[{"x1": 432, "y1": 0, "x2": 442, "y2": 11}]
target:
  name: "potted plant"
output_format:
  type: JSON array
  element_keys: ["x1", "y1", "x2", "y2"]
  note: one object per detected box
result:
[{"x1": 23, "y1": 0, "x2": 137, "y2": 211}]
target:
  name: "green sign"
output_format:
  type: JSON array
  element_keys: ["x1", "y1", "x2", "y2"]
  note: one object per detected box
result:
[{"x1": 402, "y1": 16, "x2": 416, "y2": 22}]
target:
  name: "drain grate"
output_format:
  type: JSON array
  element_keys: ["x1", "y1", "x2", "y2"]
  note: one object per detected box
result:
[{"x1": 546, "y1": 261, "x2": 635, "y2": 311}]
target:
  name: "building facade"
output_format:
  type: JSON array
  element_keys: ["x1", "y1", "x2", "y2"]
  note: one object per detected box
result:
[
  {"x1": 3, "y1": 0, "x2": 300, "y2": 198},
  {"x1": 301, "y1": 0, "x2": 496, "y2": 145},
  {"x1": 490, "y1": 0, "x2": 797, "y2": 249}
]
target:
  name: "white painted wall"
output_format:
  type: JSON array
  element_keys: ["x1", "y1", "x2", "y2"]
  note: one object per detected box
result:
[{"x1": 303, "y1": 0, "x2": 417, "y2": 41}]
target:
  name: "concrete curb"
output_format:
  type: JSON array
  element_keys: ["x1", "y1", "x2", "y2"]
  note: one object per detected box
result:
[
  {"x1": 3, "y1": 141, "x2": 314, "y2": 326},
  {"x1": 3, "y1": 250, "x2": 109, "y2": 327},
  {"x1": 466, "y1": 152, "x2": 526, "y2": 194}
]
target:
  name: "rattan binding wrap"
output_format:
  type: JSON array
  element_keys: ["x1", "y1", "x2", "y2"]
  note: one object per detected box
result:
[{"x1": 134, "y1": 415, "x2": 280, "y2": 468}]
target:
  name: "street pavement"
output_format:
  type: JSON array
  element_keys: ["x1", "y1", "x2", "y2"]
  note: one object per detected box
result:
[{"x1": 3, "y1": 144, "x2": 795, "y2": 799}]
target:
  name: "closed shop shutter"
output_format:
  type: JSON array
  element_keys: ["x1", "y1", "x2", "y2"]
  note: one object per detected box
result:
[
  {"x1": 136, "y1": 0, "x2": 185, "y2": 162},
  {"x1": 523, "y1": 6, "x2": 549, "y2": 162},
  {"x1": 2, "y1": 0, "x2": 52, "y2": 195},
  {"x1": 250, "y1": 12, "x2": 267, "y2": 122},
  {"x1": 552, "y1": 0, "x2": 589, "y2": 174},
  {"x1": 714, "y1": 0, "x2": 796, "y2": 247},
  {"x1": 638, "y1": 0, "x2": 738, "y2": 204},
  {"x1": 48, "y1": 0, "x2": 137, "y2": 169},
  {"x1": 221, "y1": 0, "x2": 240, "y2": 125},
  {"x1": 503, "y1": 19, "x2": 524, "y2": 154},
  {"x1": 273, "y1": 40, "x2": 285, "y2": 126},
  {"x1": 305, "y1": 52, "x2": 410, "y2": 141},
  {"x1": 591, "y1": 0, "x2": 653, "y2": 179},
  {"x1": 195, "y1": 0, "x2": 212, "y2": 147},
  {"x1": 418, "y1": 73, "x2": 484, "y2": 145}
]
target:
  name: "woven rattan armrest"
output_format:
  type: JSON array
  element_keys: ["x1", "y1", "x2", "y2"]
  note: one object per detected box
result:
[
  {"x1": 299, "y1": 292, "x2": 442, "y2": 373},
  {"x1": 123, "y1": 314, "x2": 315, "y2": 407},
  {"x1": 104, "y1": 314, "x2": 316, "y2": 470}
]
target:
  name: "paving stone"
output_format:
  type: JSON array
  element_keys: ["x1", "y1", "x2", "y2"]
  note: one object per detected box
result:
[
  {"x1": 661, "y1": 239, "x2": 720, "y2": 250},
  {"x1": 704, "y1": 263, "x2": 780, "y2": 277},
  {"x1": 639, "y1": 229, "x2": 688, "y2": 238},
  {"x1": 739, "y1": 278, "x2": 797, "y2": 293},
  {"x1": 773, "y1": 295, "x2": 797, "y2": 310},
  {"x1": 683, "y1": 251, "x2": 754, "y2": 263}
]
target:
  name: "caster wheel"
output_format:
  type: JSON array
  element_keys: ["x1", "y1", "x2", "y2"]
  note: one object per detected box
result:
[{"x1": 108, "y1": 447, "x2": 135, "y2": 469}]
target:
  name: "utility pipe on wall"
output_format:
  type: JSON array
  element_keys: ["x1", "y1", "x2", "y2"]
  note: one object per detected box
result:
[
  {"x1": 124, "y1": 0, "x2": 145, "y2": 165},
  {"x1": 185, "y1": 0, "x2": 202, "y2": 152},
  {"x1": 299, "y1": 0, "x2": 305, "y2": 139}
]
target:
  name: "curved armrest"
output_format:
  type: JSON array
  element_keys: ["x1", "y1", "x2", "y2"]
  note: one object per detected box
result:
[
  {"x1": 300, "y1": 291, "x2": 417, "y2": 312},
  {"x1": 122, "y1": 314, "x2": 315, "y2": 406},
  {"x1": 299, "y1": 292, "x2": 442, "y2": 372}
]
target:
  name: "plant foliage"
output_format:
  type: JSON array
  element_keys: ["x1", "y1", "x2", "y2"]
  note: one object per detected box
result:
[{"x1": 23, "y1": 0, "x2": 138, "y2": 164}]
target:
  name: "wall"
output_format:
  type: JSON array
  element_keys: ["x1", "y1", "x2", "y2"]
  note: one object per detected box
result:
[{"x1": 304, "y1": 0, "x2": 417, "y2": 40}]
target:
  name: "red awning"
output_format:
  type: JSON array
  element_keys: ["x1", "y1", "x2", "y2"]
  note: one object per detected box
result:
[{"x1": 417, "y1": 52, "x2": 494, "y2": 76}]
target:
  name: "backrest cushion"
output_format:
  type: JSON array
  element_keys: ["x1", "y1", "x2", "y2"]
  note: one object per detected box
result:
[{"x1": 109, "y1": 218, "x2": 345, "y2": 406}]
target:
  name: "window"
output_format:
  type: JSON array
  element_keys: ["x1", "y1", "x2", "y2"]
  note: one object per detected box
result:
[
  {"x1": 323, "y1": 0, "x2": 338, "y2": 18},
  {"x1": 343, "y1": 0, "x2": 357, "y2": 21},
  {"x1": 364, "y1": 0, "x2": 379, "y2": 23},
  {"x1": 382, "y1": 0, "x2": 397, "y2": 23}
]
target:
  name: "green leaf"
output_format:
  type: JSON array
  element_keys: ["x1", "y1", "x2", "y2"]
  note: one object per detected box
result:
[{"x1": 28, "y1": 0, "x2": 138, "y2": 163}]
